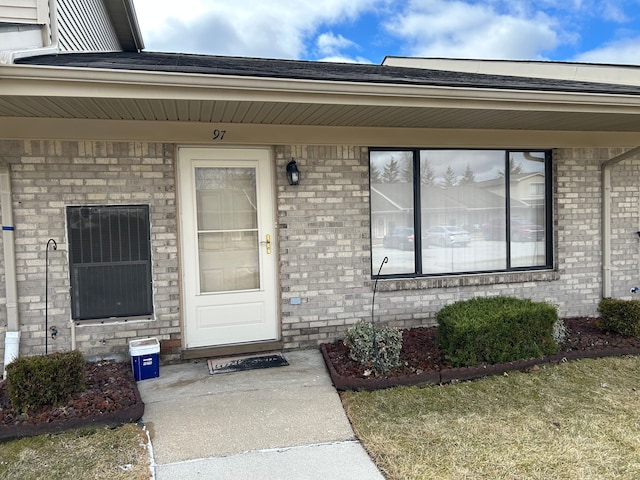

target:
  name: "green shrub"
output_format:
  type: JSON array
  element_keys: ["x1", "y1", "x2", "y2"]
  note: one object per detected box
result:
[
  {"x1": 344, "y1": 320, "x2": 403, "y2": 373},
  {"x1": 552, "y1": 318, "x2": 568, "y2": 346},
  {"x1": 437, "y1": 296, "x2": 558, "y2": 368},
  {"x1": 597, "y1": 298, "x2": 640, "y2": 337},
  {"x1": 6, "y1": 350, "x2": 86, "y2": 413}
]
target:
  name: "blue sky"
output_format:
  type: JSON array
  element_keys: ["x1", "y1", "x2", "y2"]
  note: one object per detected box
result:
[{"x1": 133, "y1": 0, "x2": 640, "y2": 65}]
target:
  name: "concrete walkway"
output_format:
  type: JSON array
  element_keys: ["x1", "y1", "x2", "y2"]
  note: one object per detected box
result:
[{"x1": 136, "y1": 349, "x2": 385, "y2": 479}]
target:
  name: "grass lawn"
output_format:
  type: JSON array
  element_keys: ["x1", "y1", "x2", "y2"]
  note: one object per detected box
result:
[
  {"x1": 0, "y1": 424, "x2": 150, "y2": 480},
  {"x1": 342, "y1": 356, "x2": 640, "y2": 480}
]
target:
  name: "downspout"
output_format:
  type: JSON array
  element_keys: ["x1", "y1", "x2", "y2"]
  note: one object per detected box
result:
[
  {"x1": 0, "y1": 2, "x2": 59, "y2": 371},
  {"x1": 1, "y1": 162, "x2": 19, "y2": 378},
  {"x1": 601, "y1": 146, "x2": 640, "y2": 298}
]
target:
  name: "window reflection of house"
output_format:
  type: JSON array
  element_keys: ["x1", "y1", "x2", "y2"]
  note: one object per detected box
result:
[
  {"x1": 476, "y1": 172, "x2": 546, "y2": 224},
  {"x1": 420, "y1": 184, "x2": 506, "y2": 233},
  {"x1": 370, "y1": 183, "x2": 413, "y2": 245},
  {"x1": 372, "y1": 182, "x2": 515, "y2": 237}
]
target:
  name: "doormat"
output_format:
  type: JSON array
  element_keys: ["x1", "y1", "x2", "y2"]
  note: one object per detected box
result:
[{"x1": 207, "y1": 354, "x2": 289, "y2": 375}]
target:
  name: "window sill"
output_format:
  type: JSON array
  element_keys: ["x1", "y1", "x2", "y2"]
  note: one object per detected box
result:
[
  {"x1": 74, "y1": 316, "x2": 154, "y2": 327},
  {"x1": 375, "y1": 269, "x2": 559, "y2": 292}
]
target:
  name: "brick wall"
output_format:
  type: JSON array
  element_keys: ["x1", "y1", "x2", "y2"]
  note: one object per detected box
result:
[
  {"x1": 274, "y1": 145, "x2": 640, "y2": 349},
  {"x1": 275, "y1": 145, "x2": 372, "y2": 349},
  {"x1": 553, "y1": 147, "x2": 605, "y2": 309},
  {"x1": 555, "y1": 148, "x2": 639, "y2": 303},
  {"x1": 608, "y1": 150, "x2": 640, "y2": 297},
  {"x1": 0, "y1": 140, "x2": 181, "y2": 367},
  {"x1": 0, "y1": 142, "x2": 638, "y2": 364}
]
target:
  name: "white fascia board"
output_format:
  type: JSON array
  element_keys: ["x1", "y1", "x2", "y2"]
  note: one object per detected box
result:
[{"x1": 1, "y1": 63, "x2": 639, "y2": 115}]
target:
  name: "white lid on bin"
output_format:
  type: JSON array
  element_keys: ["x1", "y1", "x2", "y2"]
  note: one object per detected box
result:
[{"x1": 129, "y1": 337, "x2": 160, "y2": 356}]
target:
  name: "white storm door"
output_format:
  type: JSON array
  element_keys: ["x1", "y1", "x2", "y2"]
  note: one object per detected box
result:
[{"x1": 178, "y1": 148, "x2": 278, "y2": 348}]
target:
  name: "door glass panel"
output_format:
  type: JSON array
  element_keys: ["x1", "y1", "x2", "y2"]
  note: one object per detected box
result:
[{"x1": 195, "y1": 167, "x2": 259, "y2": 293}]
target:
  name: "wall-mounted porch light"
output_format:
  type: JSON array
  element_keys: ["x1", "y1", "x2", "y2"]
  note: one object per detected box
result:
[{"x1": 286, "y1": 159, "x2": 300, "y2": 186}]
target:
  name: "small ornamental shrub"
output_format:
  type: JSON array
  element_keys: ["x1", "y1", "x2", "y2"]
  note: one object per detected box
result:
[
  {"x1": 597, "y1": 298, "x2": 640, "y2": 337},
  {"x1": 344, "y1": 320, "x2": 403, "y2": 374},
  {"x1": 552, "y1": 318, "x2": 568, "y2": 346},
  {"x1": 6, "y1": 350, "x2": 86, "y2": 413},
  {"x1": 437, "y1": 296, "x2": 558, "y2": 368}
]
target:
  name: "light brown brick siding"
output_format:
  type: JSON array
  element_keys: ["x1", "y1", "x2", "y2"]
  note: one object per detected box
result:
[
  {"x1": 0, "y1": 140, "x2": 181, "y2": 365},
  {"x1": 0, "y1": 142, "x2": 639, "y2": 365},
  {"x1": 275, "y1": 145, "x2": 640, "y2": 349}
]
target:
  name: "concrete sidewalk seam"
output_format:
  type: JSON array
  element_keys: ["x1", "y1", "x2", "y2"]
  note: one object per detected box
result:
[{"x1": 154, "y1": 440, "x2": 363, "y2": 467}]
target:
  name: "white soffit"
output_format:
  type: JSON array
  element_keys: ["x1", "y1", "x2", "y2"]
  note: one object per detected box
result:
[{"x1": 1, "y1": 64, "x2": 640, "y2": 132}]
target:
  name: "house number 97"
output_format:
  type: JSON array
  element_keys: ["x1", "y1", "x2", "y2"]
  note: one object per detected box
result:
[{"x1": 212, "y1": 129, "x2": 227, "y2": 140}]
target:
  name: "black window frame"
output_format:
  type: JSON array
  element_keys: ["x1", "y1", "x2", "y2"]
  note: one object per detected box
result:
[
  {"x1": 66, "y1": 204, "x2": 154, "y2": 321},
  {"x1": 370, "y1": 148, "x2": 553, "y2": 279}
]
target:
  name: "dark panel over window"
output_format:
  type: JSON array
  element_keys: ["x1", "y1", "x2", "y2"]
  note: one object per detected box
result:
[{"x1": 67, "y1": 205, "x2": 153, "y2": 320}]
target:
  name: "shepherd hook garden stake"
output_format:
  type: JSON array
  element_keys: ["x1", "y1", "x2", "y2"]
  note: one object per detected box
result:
[
  {"x1": 371, "y1": 256, "x2": 389, "y2": 370},
  {"x1": 45, "y1": 238, "x2": 57, "y2": 355}
]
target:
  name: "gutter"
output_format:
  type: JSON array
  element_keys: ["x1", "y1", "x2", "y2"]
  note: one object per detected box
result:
[
  {"x1": 1, "y1": 161, "x2": 19, "y2": 378},
  {"x1": 601, "y1": 146, "x2": 640, "y2": 298},
  {"x1": 120, "y1": 0, "x2": 145, "y2": 51}
]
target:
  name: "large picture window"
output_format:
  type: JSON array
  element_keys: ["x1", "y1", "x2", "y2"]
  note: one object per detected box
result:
[
  {"x1": 67, "y1": 205, "x2": 153, "y2": 320},
  {"x1": 370, "y1": 149, "x2": 552, "y2": 277}
]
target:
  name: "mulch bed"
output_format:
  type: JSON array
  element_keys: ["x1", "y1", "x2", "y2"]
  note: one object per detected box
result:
[
  {"x1": 0, "y1": 360, "x2": 144, "y2": 442},
  {"x1": 321, "y1": 317, "x2": 640, "y2": 391}
]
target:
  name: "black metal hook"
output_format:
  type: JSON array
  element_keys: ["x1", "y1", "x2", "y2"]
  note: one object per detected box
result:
[
  {"x1": 371, "y1": 256, "x2": 389, "y2": 370},
  {"x1": 45, "y1": 239, "x2": 58, "y2": 355},
  {"x1": 371, "y1": 256, "x2": 389, "y2": 323}
]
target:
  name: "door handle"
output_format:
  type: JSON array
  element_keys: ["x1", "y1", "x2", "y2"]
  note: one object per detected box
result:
[{"x1": 260, "y1": 234, "x2": 271, "y2": 254}]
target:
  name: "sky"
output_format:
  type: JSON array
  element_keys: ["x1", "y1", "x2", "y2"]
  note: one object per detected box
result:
[{"x1": 132, "y1": 0, "x2": 640, "y2": 66}]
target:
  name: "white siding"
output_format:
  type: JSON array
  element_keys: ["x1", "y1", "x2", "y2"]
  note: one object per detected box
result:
[
  {"x1": 57, "y1": 0, "x2": 119, "y2": 51},
  {"x1": 0, "y1": 25, "x2": 44, "y2": 51},
  {"x1": 0, "y1": 0, "x2": 47, "y2": 24}
]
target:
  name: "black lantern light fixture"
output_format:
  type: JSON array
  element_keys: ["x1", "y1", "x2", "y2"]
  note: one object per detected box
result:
[{"x1": 286, "y1": 158, "x2": 300, "y2": 186}]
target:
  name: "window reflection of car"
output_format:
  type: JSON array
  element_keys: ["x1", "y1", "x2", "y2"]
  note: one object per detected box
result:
[
  {"x1": 426, "y1": 226, "x2": 470, "y2": 247},
  {"x1": 383, "y1": 227, "x2": 416, "y2": 250},
  {"x1": 483, "y1": 218, "x2": 544, "y2": 242}
]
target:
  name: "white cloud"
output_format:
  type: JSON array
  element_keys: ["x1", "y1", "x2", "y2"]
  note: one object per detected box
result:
[
  {"x1": 383, "y1": 0, "x2": 559, "y2": 60},
  {"x1": 599, "y1": 1, "x2": 630, "y2": 22},
  {"x1": 316, "y1": 55, "x2": 373, "y2": 64},
  {"x1": 316, "y1": 32, "x2": 355, "y2": 56},
  {"x1": 313, "y1": 32, "x2": 372, "y2": 63},
  {"x1": 133, "y1": 0, "x2": 388, "y2": 58},
  {"x1": 130, "y1": 0, "x2": 640, "y2": 66},
  {"x1": 573, "y1": 36, "x2": 640, "y2": 65}
]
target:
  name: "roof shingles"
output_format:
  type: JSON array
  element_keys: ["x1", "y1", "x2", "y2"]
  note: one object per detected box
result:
[{"x1": 16, "y1": 52, "x2": 640, "y2": 96}]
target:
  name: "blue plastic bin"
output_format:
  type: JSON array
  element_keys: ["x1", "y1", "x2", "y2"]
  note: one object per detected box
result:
[{"x1": 129, "y1": 338, "x2": 160, "y2": 381}]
